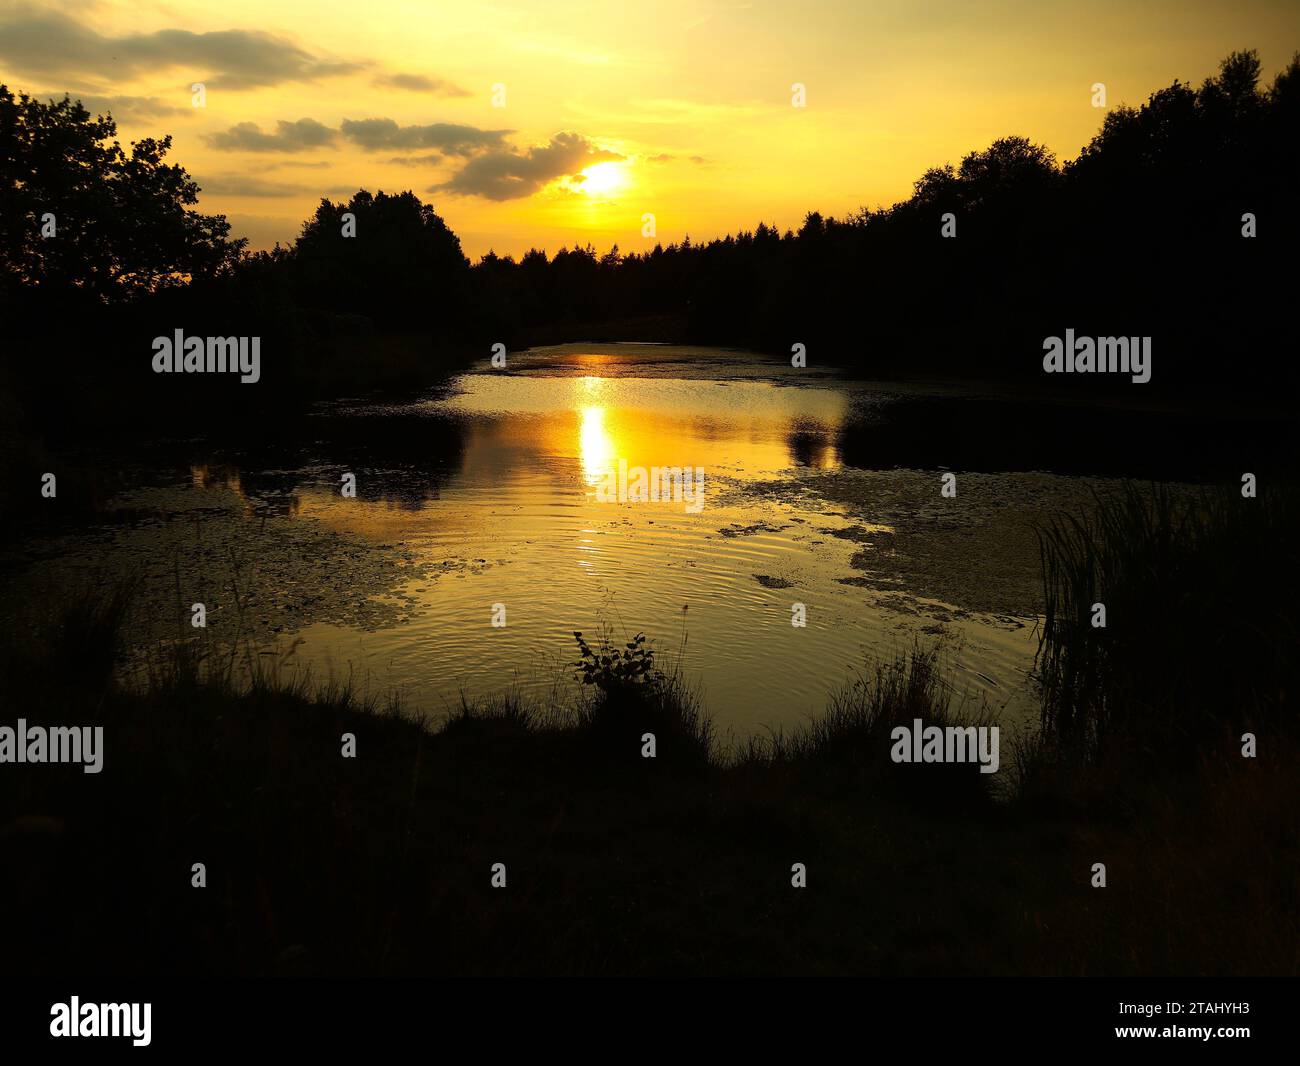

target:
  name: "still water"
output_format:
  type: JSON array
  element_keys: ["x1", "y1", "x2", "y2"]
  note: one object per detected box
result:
[{"x1": 29, "y1": 345, "x2": 1078, "y2": 739}]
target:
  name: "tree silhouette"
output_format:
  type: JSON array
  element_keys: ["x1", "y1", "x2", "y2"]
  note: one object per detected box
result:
[
  {"x1": 0, "y1": 87, "x2": 244, "y2": 304},
  {"x1": 1, "y1": 48, "x2": 1296, "y2": 403},
  {"x1": 290, "y1": 189, "x2": 469, "y2": 327}
]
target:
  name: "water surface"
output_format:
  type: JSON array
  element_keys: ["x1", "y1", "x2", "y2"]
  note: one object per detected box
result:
[{"x1": 17, "y1": 344, "x2": 1092, "y2": 738}]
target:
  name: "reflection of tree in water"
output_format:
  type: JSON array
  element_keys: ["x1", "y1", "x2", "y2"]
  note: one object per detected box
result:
[
  {"x1": 188, "y1": 463, "x2": 301, "y2": 517},
  {"x1": 179, "y1": 408, "x2": 469, "y2": 515},
  {"x1": 786, "y1": 420, "x2": 836, "y2": 468},
  {"x1": 833, "y1": 398, "x2": 1293, "y2": 479}
]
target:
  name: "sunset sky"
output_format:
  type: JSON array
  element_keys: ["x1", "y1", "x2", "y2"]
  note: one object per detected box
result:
[{"x1": 2, "y1": 0, "x2": 1297, "y2": 259}]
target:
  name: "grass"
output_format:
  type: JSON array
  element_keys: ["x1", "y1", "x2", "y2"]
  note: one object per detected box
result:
[
  {"x1": 0, "y1": 480, "x2": 1296, "y2": 976},
  {"x1": 735, "y1": 645, "x2": 998, "y2": 810},
  {"x1": 1036, "y1": 482, "x2": 1299, "y2": 763},
  {"x1": 1019, "y1": 481, "x2": 1299, "y2": 974}
]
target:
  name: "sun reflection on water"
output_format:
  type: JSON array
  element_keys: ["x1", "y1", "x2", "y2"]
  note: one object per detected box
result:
[{"x1": 579, "y1": 404, "x2": 615, "y2": 487}]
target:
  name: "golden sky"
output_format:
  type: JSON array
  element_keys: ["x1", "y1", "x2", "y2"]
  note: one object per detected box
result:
[{"x1": 3, "y1": 0, "x2": 1297, "y2": 259}]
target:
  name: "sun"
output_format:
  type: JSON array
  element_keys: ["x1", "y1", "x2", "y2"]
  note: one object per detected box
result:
[{"x1": 578, "y1": 161, "x2": 628, "y2": 197}]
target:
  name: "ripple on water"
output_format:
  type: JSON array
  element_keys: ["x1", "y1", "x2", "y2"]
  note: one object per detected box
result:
[{"x1": 13, "y1": 347, "x2": 1061, "y2": 738}]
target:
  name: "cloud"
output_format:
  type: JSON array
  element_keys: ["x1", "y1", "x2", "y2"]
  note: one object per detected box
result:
[
  {"x1": 0, "y1": 11, "x2": 362, "y2": 89},
  {"x1": 433, "y1": 131, "x2": 622, "y2": 200},
  {"x1": 31, "y1": 90, "x2": 190, "y2": 120},
  {"x1": 267, "y1": 160, "x2": 333, "y2": 170},
  {"x1": 221, "y1": 213, "x2": 299, "y2": 250},
  {"x1": 206, "y1": 118, "x2": 336, "y2": 151},
  {"x1": 196, "y1": 174, "x2": 311, "y2": 197},
  {"x1": 387, "y1": 154, "x2": 445, "y2": 167},
  {"x1": 339, "y1": 118, "x2": 510, "y2": 154},
  {"x1": 201, "y1": 115, "x2": 515, "y2": 165},
  {"x1": 204, "y1": 117, "x2": 511, "y2": 159},
  {"x1": 374, "y1": 73, "x2": 471, "y2": 97},
  {"x1": 646, "y1": 153, "x2": 708, "y2": 164}
]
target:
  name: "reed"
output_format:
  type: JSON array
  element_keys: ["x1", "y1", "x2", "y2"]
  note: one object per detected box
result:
[{"x1": 1035, "y1": 481, "x2": 1299, "y2": 763}]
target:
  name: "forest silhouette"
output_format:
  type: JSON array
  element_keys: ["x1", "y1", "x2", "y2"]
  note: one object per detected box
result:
[{"x1": 2, "y1": 48, "x2": 1297, "y2": 417}]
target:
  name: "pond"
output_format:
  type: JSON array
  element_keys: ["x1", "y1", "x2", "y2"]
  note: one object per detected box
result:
[{"x1": 17, "y1": 344, "x2": 1135, "y2": 741}]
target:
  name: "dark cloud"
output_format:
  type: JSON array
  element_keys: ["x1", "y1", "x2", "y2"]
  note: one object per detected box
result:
[
  {"x1": 268, "y1": 160, "x2": 333, "y2": 170},
  {"x1": 206, "y1": 118, "x2": 336, "y2": 151},
  {"x1": 340, "y1": 118, "x2": 509, "y2": 154},
  {"x1": 196, "y1": 174, "x2": 310, "y2": 197},
  {"x1": 0, "y1": 11, "x2": 362, "y2": 89},
  {"x1": 432, "y1": 132, "x2": 622, "y2": 200},
  {"x1": 32, "y1": 90, "x2": 190, "y2": 120},
  {"x1": 387, "y1": 154, "x2": 444, "y2": 167},
  {"x1": 374, "y1": 73, "x2": 471, "y2": 97},
  {"x1": 205, "y1": 117, "x2": 510, "y2": 159}
]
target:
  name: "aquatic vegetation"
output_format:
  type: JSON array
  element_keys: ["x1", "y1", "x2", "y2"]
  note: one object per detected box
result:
[{"x1": 1036, "y1": 482, "x2": 1300, "y2": 762}]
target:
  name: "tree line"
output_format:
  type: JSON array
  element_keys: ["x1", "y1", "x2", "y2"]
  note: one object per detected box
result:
[{"x1": 2, "y1": 49, "x2": 1296, "y2": 405}]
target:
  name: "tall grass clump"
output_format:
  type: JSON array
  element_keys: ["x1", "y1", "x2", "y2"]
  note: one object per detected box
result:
[
  {"x1": 1036, "y1": 482, "x2": 1299, "y2": 763},
  {"x1": 0, "y1": 570, "x2": 142, "y2": 701},
  {"x1": 740, "y1": 644, "x2": 997, "y2": 805}
]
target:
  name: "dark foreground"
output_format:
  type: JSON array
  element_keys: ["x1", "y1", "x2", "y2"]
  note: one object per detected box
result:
[
  {"x1": 1, "y1": 485, "x2": 1296, "y2": 977},
  {"x1": 0, "y1": 659, "x2": 1293, "y2": 976}
]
